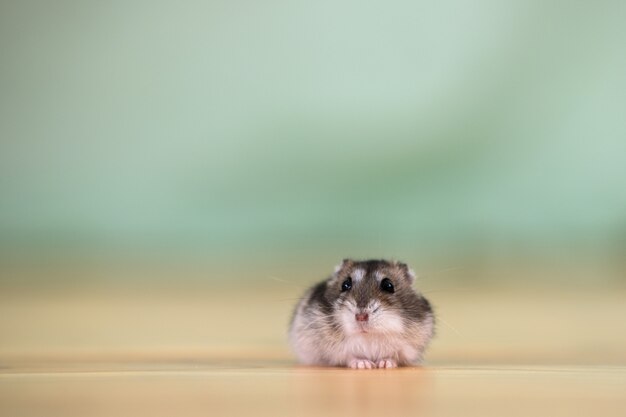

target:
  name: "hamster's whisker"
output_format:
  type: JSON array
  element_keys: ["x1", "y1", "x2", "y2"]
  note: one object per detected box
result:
[
  {"x1": 298, "y1": 314, "x2": 331, "y2": 328},
  {"x1": 298, "y1": 316, "x2": 331, "y2": 333},
  {"x1": 267, "y1": 276, "x2": 308, "y2": 289},
  {"x1": 436, "y1": 316, "x2": 464, "y2": 338},
  {"x1": 421, "y1": 287, "x2": 470, "y2": 294},
  {"x1": 273, "y1": 297, "x2": 306, "y2": 303}
]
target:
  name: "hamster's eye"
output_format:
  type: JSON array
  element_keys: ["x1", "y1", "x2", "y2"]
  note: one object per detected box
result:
[
  {"x1": 380, "y1": 278, "x2": 394, "y2": 294},
  {"x1": 341, "y1": 277, "x2": 352, "y2": 292}
]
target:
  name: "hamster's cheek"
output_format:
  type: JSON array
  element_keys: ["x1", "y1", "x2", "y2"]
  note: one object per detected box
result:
[
  {"x1": 337, "y1": 307, "x2": 357, "y2": 334},
  {"x1": 372, "y1": 308, "x2": 404, "y2": 333}
]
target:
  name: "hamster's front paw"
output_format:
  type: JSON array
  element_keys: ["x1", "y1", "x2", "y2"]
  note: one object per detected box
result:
[
  {"x1": 348, "y1": 359, "x2": 377, "y2": 369},
  {"x1": 377, "y1": 359, "x2": 398, "y2": 369}
]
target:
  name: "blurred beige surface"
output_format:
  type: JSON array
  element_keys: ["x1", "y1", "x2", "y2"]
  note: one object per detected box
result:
[{"x1": 1, "y1": 285, "x2": 625, "y2": 417}]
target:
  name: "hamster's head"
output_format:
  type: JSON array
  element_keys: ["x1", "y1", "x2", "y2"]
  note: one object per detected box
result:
[{"x1": 327, "y1": 259, "x2": 417, "y2": 336}]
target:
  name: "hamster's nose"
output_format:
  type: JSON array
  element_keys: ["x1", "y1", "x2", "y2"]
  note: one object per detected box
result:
[{"x1": 355, "y1": 313, "x2": 369, "y2": 322}]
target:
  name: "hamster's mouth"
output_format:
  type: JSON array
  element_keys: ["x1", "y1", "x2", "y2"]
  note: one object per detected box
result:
[{"x1": 356, "y1": 323, "x2": 370, "y2": 333}]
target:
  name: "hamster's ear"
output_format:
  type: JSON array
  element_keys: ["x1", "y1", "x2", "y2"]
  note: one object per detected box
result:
[
  {"x1": 333, "y1": 258, "x2": 353, "y2": 275},
  {"x1": 398, "y1": 262, "x2": 416, "y2": 284}
]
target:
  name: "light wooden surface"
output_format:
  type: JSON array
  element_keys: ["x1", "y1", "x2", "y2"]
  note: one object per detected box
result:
[{"x1": 1, "y1": 285, "x2": 625, "y2": 416}]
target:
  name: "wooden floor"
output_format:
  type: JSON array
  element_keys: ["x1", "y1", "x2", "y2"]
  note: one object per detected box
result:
[{"x1": 1, "y1": 285, "x2": 625, "y2": 416}]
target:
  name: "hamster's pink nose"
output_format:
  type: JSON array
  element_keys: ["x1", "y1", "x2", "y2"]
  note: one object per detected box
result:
[{"x1": 355, "y1": 313, "x2": 369, "y2": 322}]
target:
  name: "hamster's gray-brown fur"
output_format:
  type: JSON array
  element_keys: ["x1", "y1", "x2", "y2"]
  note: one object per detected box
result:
[{"x1": 289, "y1": 259, "x2": 434, "y2": 369}]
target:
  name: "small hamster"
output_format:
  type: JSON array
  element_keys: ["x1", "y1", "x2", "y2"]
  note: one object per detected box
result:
[{"x1": 289, "y1": 259, "x2": 434, "y2": 369}]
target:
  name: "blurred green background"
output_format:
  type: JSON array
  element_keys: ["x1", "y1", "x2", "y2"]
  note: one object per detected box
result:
[{"x1": 1, "y1": 1, "x2": 625, "y2": 287}]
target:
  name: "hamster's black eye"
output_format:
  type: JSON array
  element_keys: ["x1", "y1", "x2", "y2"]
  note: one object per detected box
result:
[
  {"x1": 380, "y1": 278, "x2": 394, "y2": 294},
  {"x1": 341, "y1": 277, "x2": 352, "y2": 292}
]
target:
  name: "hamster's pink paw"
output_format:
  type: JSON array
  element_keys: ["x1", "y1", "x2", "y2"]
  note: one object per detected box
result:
[
  {"x1": 377, "y1": 359, "x2": 398, "y2": 369},
  {"x1": 348, "y1": 359, "x2": 376, "y2": 369}
]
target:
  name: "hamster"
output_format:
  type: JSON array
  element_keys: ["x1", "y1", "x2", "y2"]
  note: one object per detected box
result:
[{"x1": 289, "y1": 259, "x2": 434, "y2": 369}]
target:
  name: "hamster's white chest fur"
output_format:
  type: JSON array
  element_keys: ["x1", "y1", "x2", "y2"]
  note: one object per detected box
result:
[
  {"x1": 333, "y1": 333, "x2": 419, "y2": 364},
  {"x1": 289, "y1": 308, "x2": 430, "y2": 367}
]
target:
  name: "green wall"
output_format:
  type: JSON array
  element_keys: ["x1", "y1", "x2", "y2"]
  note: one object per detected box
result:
[{"x1": 1, "y1": 1, "x2": 625, "y2": 282}]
